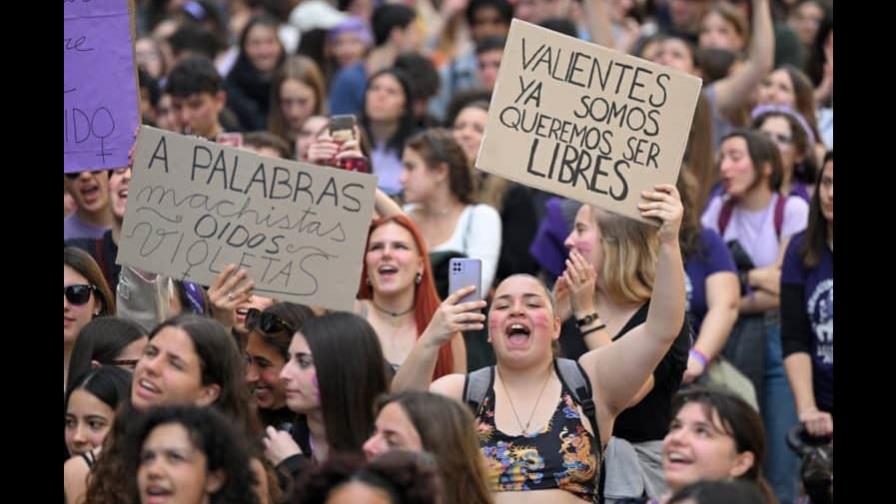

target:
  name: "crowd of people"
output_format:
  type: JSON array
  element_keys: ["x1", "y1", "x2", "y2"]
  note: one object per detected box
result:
[{"x1": 64, "y1": 0, "x2": 833, "y2": 502}]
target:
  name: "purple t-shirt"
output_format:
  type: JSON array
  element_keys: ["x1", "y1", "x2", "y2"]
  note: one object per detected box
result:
[
  {"x1": 64, "y1": 214, "x2": 109, "y2": 241},
  {"x1": 529, "y1": 197, "x2": 573, "y2": 278},
  {"x1": 781, "y1": 231, "x2": 833, "y2": 411},
  {"x1": 685, "y1": 228, "x2": 737, "y2": 332},
  {"x1": 701, "y1": 193, "x2": 809, "y2": 268},
  {"x1": 370, "y1": 143, "x2": 404, "y2": 196}
]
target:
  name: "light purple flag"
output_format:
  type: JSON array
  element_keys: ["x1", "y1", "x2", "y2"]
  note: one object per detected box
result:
[{"x1": 64, "y1": 0, "x2": 140, "y2": 173}]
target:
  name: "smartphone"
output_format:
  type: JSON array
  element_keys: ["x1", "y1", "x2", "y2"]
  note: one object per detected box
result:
[
  {"x1": 448, "y1": 258, "x2": 482, "y2": 304},
  {"x1": 329, "y1": 114, "x2": 356, "y2": 143}
]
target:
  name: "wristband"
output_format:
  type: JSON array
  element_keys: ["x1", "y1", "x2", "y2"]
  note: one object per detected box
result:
[
  {"x1": 576, "y1": 312, "x2": 600, "y2": 327},
  {"x1": 580, "y1": 324, "x2": 607, "y2": 337},
  {"x1": 689, "y1": 348, "x2": 709, "y2": 369}
]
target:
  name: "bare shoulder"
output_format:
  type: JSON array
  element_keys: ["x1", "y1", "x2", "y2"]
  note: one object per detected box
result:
[{"x1": 429, "y1": 373, "x2": 466, "y2": 400}]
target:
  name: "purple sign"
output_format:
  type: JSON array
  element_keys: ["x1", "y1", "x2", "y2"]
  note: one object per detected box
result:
[{"x1": 64, "y1": 0, "x2": 139, "y2": 173}]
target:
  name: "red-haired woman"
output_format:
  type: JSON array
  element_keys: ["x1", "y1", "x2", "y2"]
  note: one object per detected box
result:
[{"x1": 357, "y1": 214, "x2": 466, "y2": 379}]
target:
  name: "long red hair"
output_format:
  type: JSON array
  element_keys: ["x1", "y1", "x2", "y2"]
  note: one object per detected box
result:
[{"x1": 357, "y1": 214, "x2": 454, "y2": 379}]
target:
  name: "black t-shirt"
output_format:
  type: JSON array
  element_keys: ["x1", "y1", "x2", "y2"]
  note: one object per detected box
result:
[{"x1": 558, "y1": 302, "x2": 690, "y2": 442}]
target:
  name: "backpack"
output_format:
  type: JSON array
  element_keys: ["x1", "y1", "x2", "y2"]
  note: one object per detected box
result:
[
  {"x1": 718, "y1": 194, "x2": 787, "y2": 239},
  {"x1": 464, "y1": 358, "x2": 607, "y2": 503}
]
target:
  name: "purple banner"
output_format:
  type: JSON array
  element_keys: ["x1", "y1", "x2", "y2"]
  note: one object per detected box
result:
[{"x1": 64, "y1": 0, "x2": 139, "y2": 173}]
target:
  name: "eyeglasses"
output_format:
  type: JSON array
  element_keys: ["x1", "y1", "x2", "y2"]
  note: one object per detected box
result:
[
  {"x1": 245, "y1": 308, "x2": 295, "y2": 334},
  {"x1": 65, "y1": 284, "x2": 96, "y2": 305},
  {"x1": 110, "y1": 359, "x2": 139, "y2": 370}
]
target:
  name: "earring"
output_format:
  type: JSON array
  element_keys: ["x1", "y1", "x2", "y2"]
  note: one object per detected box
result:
[
  {"x1": 415, "y1": 273, "x2": 422, "y2": 285},
  {"x1": 366, "y1": 277, "x2": 372, "y2": 288}
]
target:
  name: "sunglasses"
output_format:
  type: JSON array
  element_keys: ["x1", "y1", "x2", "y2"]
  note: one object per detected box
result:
[
  {"x1": 65, "y1": 284, "x2": 96, "y2": 305},
  {"x1": 110, "y1": 359, "x2": 139, "y2": 370},
  {"x1": 245, "y1": 308, "x2": 295, "y2": 334}
]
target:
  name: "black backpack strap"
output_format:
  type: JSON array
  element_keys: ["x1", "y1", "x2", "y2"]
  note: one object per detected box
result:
[
  {"x1": 554, "y1": 358, "x2": 601, "y2": 446},
  {"x1": 463, "y1": 366, "x2": 494, "y2": 416},
  {"x1": 554, "y1": 358, "x2": 606, "y2": 504}
]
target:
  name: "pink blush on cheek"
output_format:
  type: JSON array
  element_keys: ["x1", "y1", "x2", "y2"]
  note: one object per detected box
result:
[{"x1": 530, "y1": 312, "x2": 551, "y2": 329}]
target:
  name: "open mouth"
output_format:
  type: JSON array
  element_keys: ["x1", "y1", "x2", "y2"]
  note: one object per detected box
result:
[
  {"x1": 143, "y1": 485, "x2": 173, "y2": 503},
  {"x1": 80, "y1": 184, "x2": 100, "y2": 203},
  {"x1": 505, "y1": 323, "x2": 531, "y2": 345},
  {"x1": 136, "y1": 378, "x2": 161, "y2": 399},
  {"x1": 664, "y1": 451, "x2": 693, "y2": 467},
  {"x1": 377, "y1": 265, "x2": 399, "y2": 279}
]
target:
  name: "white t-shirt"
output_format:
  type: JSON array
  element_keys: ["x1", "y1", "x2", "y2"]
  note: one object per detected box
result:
[
  {"x1": 701, "y1": 193, "x2": 809, "y2": 268},
  {"x1": 405, "y1": 203, "x2": 502, "y2": 293}
]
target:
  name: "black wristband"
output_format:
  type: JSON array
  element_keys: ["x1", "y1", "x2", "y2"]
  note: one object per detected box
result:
[
  {"x1": 576, "y1": 312, "x2": 600, "y2": 327},
  {"x1": 580, "y1": 324, "x2": 607, "y2": 337}
]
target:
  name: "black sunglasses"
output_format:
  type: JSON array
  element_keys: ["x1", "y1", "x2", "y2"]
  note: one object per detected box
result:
[
  {"x1": 245, "y1": 308, "x2": 295, "y2": 334},
  {"x1": 65, "y1": 284, "x2": 96, "y2": 305}
]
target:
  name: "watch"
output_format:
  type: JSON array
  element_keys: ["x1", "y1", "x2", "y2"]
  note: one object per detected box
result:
[{"x1": 576, "y1": 312, "x2": 600, "y2": 327}]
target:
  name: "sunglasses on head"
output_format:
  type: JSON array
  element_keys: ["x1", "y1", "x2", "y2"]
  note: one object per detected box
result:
[
  {"x1": 110, "y1": 359, "x2": 139, "y2": 370},
  {"x1": 64, "y1": 284, "x2": 97, "y2": 305},
  {"x1": 245, "y1": 308, "x2": 295, "y2": 334}
]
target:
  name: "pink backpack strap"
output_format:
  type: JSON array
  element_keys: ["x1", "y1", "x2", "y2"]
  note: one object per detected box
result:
[
  {"x1": 717, "y1": 198, "x2": 737, "y2": 236},
  {"x1": 773, "y1": 194, "x2": 787, "y2": 240}
]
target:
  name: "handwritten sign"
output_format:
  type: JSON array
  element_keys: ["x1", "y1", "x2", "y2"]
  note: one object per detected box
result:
[
  {"x1": 64, "y1": 0, "x2": 140, "y2": 173},
  {"x1": 117, "y1": 126, "x2": 378, "y2": 312},
  {"x1": 476, "y1": 20, "x2": 702, "y2": 223}
]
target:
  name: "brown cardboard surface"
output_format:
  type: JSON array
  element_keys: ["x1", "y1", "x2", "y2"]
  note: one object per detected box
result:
[
  {"x1": 117, "y1": 126, "x2": 378, "y2": 311},
  {"x1": 476, "y1": 20, "x2": 702, "y2": 224}
]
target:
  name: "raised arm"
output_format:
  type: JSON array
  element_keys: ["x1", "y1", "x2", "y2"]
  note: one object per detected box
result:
[
  {"x1": 579, "y1": 184, "x2": 685, "y2": 416},
  {"x1": 581, "y1": 0, "x2": 615, "y2": 49},
  {"x1": 391, "y1": 286, "x2": 486, "y2": 391},
  {"x1": 713, "y1": 0, "x2": 775, "y2": 114}
]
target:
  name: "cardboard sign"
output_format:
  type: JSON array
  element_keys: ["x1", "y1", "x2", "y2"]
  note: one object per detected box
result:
[
  {"x1": 64, "y1": 0, "x2": 140, "y2": 174},
  {"x1": 476, "y1": 20, "x2": 702, "y2": 224},
  {"x1": 117, "y1": 126, "x2": 378, "y2": 312}
]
